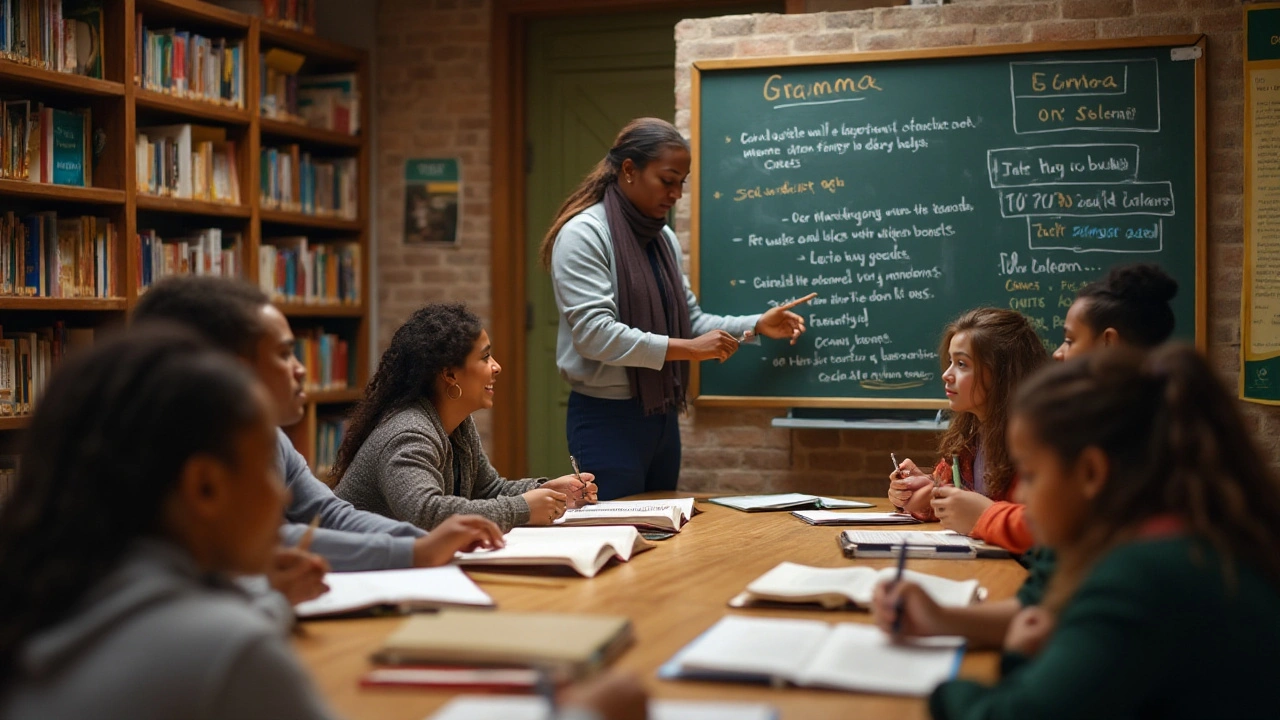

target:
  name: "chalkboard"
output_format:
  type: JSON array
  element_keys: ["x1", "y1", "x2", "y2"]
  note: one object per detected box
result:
[{"x1": 690, "y1": 37, "x2": 1207, "y2": 408}]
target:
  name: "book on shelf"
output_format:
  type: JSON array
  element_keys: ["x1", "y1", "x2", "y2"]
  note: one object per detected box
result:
[
  {"x1": 791, "y1": 510, "x2": 921, "y2": 526},
  {"x1": 428, "y1": 697, "x2": 778, "y2": 720},
  {"x1": 707, "y1": 493, "x2": 874, "y2": 512},
  {"x1": 260, "y1": 144, "x2": 357, "y2": 219},
  {"x1": 1, "y1": 212, "x2": 116, "y2": 298},
  {"x1": 314, "y1": 414, "x2": 347, "y2": 477},
  {"x1": 838, "y1": 530, "x2": 1012, "y2": 560},
  {"x1": 259, "y1": 0, "x2": 316, "y2": 33},
  {"x1": 660, "y1": 616, "x2": 964, "y2": 697},
  {"x1": 0, "y1": 455, "x2": 16, "y2": 506},
  {"x1": 135, "y1": 18, "x2": 245, "y2": 108},
  {"x1": 293, "y1": 566, "x2": 494, "y2": 619},
  {"x1": 555, "y1": 498, "x2": 695, "y2": 533},
  {"x1": 453, "y1": 526, "x2": 653, "y2": 578},
  {"x1": 0, "y1": 101, "x2": 91, "y2": 186},
  {"x1": 136, "y1": 227, "x2": 242, "y2": 291},
  {"x1": 297, "y1": 73, "x2": 359, "y2": 135},
  {"x1": 728, "y1": 561, "x2": 984, "y2": 610},
  {"x1": 0, "y1": 323, "x2": 93, "y2": 416},
  {"x1": 292, "y1": 326, "x2": 349, "y2": 392},
  {"x1": 259, "y1": 47, "x2": 305, "y2": 122},
  {"x1": 372, "y1": 609, "x2": 633, "y2": 681},
  {"x1": 136, "y1": 124, "x2": 241, "y2": 204},
  {"x1": 0, "y1": 0, "x2": 103, "y2": 79},
  {"x1": 258, "y1": 236, "x2": 360, "y2": 306}
]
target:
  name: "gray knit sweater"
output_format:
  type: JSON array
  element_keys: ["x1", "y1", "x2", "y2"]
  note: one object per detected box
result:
[{"x1": 334, "y1": 400, "x2": 541, "y2": 532}]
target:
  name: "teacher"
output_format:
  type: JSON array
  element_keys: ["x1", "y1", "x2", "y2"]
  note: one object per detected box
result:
[{"x1": 540, "y1": 117, "x2": 814, "y2": 500}]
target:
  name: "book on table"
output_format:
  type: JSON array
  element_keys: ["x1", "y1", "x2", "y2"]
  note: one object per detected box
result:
[
  {"x1": 791, "y1": 510, "x2": 921, "y2": 526},
  {"x1": 660, "y1": 616, "x2": 964, "y2": 697},
  {"x1": 554, "y1": 498, "x2": 695, "y2": 533},
  {"x1": 427, "y1": 696, "x2": 778, "y2": 720},
  {"x1": 707, "y1": 493, "x2": 874, "y2": 512},
  {"x1": 728, "y1": 561, "x2": 984, "y2": 610},
  {"x1": 453, "y1": 526, "x2": 653, "y2": 578},
  {"x1": 372, "y1": 609, "x2": 633, "y2": 681},
  {"x1": 293, "y1": 565, "x2": 494, "y2": 619},
  {"x1": 838, "y1": 530, "x2": 1012, "y2": 559}
]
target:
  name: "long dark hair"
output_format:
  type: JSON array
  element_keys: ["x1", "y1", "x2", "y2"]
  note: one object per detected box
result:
[
  {"x1": 937, "y1": 308, "x2": 1049, "y2": 499},
  {"x1": 1076, "y1": 263, "x2": 1178, "y2": 346},
  {"x1": 0, "y1": 324, "x2": 265, "y2": 682},
  {"x1": 330, "y1": 303, "x2": 483, "y2": 482},
  {"x1": 538, "y1": 117, "x2": 689, "y2": 269},
  {"x1": 1014, "y1": 345, "x2": 1280, "y2": 610}
]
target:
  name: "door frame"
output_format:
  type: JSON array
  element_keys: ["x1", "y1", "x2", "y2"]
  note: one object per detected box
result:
[{"x1": 489, "y1": 0, "x2": 793, "y2": 476}]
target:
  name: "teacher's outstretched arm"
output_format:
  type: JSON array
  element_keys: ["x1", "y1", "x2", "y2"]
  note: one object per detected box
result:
[{"x1": 754, "y1": 292, "x2": 818, "y2": 345}]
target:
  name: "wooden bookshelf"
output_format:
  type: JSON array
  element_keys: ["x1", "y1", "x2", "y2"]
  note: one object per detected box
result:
[{"x1": 0, "y1": 1, "x2": 371, "y2": 473}]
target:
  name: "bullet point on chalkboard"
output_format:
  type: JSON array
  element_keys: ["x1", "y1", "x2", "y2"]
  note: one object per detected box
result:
[
  {"x1": 732, "y1": 238, "x2": 743, "y2": 243},
  {"x1": 714, "y1": 191, "x2": 722, "y2": 199},
  {"x1": 730, "y1": 280, "x2": 737, "y2": 286},
  {"x1": 725, "y1": 136, "x2": 731, "y2": 143}
]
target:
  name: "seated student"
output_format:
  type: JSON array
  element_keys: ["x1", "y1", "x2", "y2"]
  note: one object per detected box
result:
[
  {"x1": 133, "y1": 276, "x2": 503, "y2": 571},
  {"x1": 925, "y1": 345, "x2": 1280, "y2": 719},
  {"x1": 0, "y1": 326, "x2": 644, "y2": 720},
  {"x1": 332, "y1": 303, "x2": 598, "y2": 531},
  {"x1": 887, "y1": 308, "x2": 1047, "y2": 553},
  {"x1": 875, "y1": 263, "x2": 1180, "y2": 647}
]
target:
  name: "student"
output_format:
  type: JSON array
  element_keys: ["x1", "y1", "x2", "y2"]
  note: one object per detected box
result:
[
  {"x1": 132, "y1": 276, "x2": 503, "y2": 571},
  {"x1": 924, "y1": 345, "x2": 1280, "y2": 719},
  {"x1": 541, "y1": 117, "x2": 813, "y2": 500},
  {"x1": 1054, "y1": 263, "x2": 1178, "y2": 361},
  {"x1": 887, "y1": 308, "x2": 1047, "y2": 552},
  {"x1": 333, "y1": 303, "x2": 596, "y2": 531},
  {"x1": 0, "y1": 326, "x2": 644, "y2": 720},
  {"x1": 875, "y1": 264, "x2": 1181, "y2": 647}
]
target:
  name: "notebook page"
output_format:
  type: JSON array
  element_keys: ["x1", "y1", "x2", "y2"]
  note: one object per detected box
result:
[
  {"x1": 798, "y1": 623, "x2": 963, "y2": 696},
  {"x1": 843, "y1": 530, "x2": 974, "y2": 546},
  {"x1": 814, "y1": 497, "x2": 876, "y2": 509},
  {"x1": 428, "y1": 696, "x2": 777, "y2": 720},
  {"x1": 872, "y1": 568, "x2": 981, "y2": 607},
  {"x1": 793, "y1": 510, "x2": 919, "y2": 524},
  {"x1": 555, "y1": 499, "x2": 688, "y2": 529},
  {"x1": 711, "y1": 493, "x2": 817, "y2": 510},
  {"x1": 294, "y1": 566, "x2": 492, "y2": 618},
  {"x1": 746, "y1": 562, "x2": 879, "y2": 605},
  {"x1": 675, "y1": 616, "x2": 830, "y2": 681},
  {"x1": 454, "y1": 526, "x2": 647, "y2": 577}
]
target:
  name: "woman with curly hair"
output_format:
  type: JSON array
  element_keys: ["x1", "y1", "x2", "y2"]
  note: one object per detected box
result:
[{"x1": 332, "y1": 303, "x2": 597, "y2": 531}]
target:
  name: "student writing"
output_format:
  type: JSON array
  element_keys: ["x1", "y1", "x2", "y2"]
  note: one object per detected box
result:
[
  {"x1": 133, "y1": 277, "x2": 504, "y2": 571},
  {"x1": 333, "y1": 303, "x2": 597, "y2": 531},
  {"x1": 888, "y1": 308, "x2": 1047, "y2": 553}
]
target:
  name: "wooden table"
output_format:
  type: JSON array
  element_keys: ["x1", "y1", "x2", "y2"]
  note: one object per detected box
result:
[{"x1": 295, "y1": 497, "x2": 1027, "y2": 720}]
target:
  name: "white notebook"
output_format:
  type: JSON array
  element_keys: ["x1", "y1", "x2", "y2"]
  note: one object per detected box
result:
[
  {"x1": 555, "y1": 498, "x2": 695, "y2": 532},
  {"x1": 709, "y1": 493, "x2": 874, "y2": 512},
  {"x1": 453, "y1": 526, "x2": 654, "y2": 578},
  {"x1": 729, "y1": 561, "x2": 984, "y2": 610},
  {"x1": 662, "y1": 616, "x2": 963, "y2": 697},
  {"x1": 293, "y1": 566, "x2": 494, "y2": 619},
  {"x1": 428, "y1": 696, "x2": 777, "y2": 720},
  {"x1": 839, "y1": 530, "x2": 1011, "y2": 559},
  {"x1": 792, "y1": 510, "x2": 921, "y2": 526}
]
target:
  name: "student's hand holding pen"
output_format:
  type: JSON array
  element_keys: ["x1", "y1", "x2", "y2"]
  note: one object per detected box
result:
[
  {"x1": 871, "y1": 580, "x2": 949, "y2": 639},
  {"x1": 523, "y1": 487, "x2": 570, "y2": 524},
  {"x1": 888, "y1": 457, "x2": 934, "y2": 512},
  {"x1": 541, "y1": 473, "x2": 598, "y2": 507},
  {"x1": 269, "y1": 517, "x2": 329, "y2": 605}
]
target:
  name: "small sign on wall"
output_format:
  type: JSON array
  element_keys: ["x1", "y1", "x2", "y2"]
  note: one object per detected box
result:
[{"x1": 404, "y1": 158, "x2": 460, "y2": 244}]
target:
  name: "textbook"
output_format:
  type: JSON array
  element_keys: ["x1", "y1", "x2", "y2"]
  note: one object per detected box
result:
[
  {"x1": 293, "y1": 566, "x2": 494, "y2": 618},
  {"x1": 428, "y1": 696, "x2": 778, "y2": 720},
  {"x1": 372, "y1": 609, "x2": 633, "y2": 680},
  {"x1": 838, "y1": 530, "x2": 1013, "y2": 560},
  {"x1": 660, "y1": 616, "x2": 964, "y2": 697},
  {"x1": 453, "y1": 526, "x2": 654, "y2": 578},
  {"x1": 792, "y1": 510, "x2": 921, "y2": 526},
  {"x1": 555, "y1": 498, "x2": 695, "y2": 533},
  {"x1": 708, "y1": 493, "x2": 874, "y2": 512},
  {"x1": 728, "y1": 561, "x2": 984, "y2": 610},
  {"x1": 360, "y1": 666, "x2": 542, "y2": 691}
]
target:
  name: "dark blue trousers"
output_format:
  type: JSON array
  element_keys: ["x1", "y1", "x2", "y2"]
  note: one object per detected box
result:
[{"x1": 566, "y1": 391, "x2": 681, "y2": 501}]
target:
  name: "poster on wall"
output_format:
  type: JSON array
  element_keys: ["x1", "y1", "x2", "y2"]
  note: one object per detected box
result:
[
  {"x1": 1243, "y1": 3, "x2": 1280, "y2": 403},
  {"x1": 404, "y1": 158, "x2": 460, "y2": 245}
]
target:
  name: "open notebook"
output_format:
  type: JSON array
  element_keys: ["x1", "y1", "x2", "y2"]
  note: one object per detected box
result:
[
  {"x1": 729, "y1": 561, "x2": 984, "y2": 610},
  {"x1": 294, "y1": 566, "x2": 494, "y2": 619},
  {"x1": 661, "y1": 616, "x2": 964, "y2": 697},
  {"x1": 428, "y1": 696, "x2": 777, "y2": 720},
  {"x1": 792, "y1": 510, "x2": 921, "y2": 526},
  {"x1": 555, "y1": 498, "x2": 695, "y2": 533},
  {"x1": 453, "y1": 526, "x2": 653, "y2": 578},
  {"x1": 708, "y1": 493, "x2": 874, "y2": 512}
]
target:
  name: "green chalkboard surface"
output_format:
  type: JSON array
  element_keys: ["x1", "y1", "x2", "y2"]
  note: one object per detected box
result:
[{"x1": 690, "y1": 37, "x2": 1207, "y2": 408}]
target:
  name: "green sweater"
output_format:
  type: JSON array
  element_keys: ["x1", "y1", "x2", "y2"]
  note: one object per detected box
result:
[{"x1": 932, "y1": 536, "x2": 1280, "y2": 720}]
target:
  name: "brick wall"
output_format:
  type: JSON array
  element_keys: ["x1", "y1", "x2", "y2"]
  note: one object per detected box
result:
[{"x1": 672, "y1": 0, "x2": 1261, "y2": 496}]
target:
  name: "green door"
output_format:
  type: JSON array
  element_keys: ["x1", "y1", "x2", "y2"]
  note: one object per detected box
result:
[{"x1": 524, "y1": 6, "x2": 778, "y2": 478}]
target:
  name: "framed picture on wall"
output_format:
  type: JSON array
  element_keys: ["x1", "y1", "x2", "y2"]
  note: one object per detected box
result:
[{"x1": 404, "y1": 158, "x2": 460, "y2": 245}]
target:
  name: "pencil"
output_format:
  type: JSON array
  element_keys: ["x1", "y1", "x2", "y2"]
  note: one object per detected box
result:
[
  {"x1": 951, "y1": 454, "x2": 962, "y2": 488},
  {"x1": 891, "y1": 542, "x2": 909, "y2": 634},
  {"x1": 297, "y1": 514, "x2": 320, "y2": 551}
]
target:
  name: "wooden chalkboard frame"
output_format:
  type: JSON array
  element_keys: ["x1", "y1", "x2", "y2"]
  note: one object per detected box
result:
[{"x1": 688, "y1": 35, "x2": 1208, "y2": 409}]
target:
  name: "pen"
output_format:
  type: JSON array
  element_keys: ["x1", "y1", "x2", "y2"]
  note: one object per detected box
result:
[
  {"x1": 297, "y1": 514, "x2": 320, "y2": 551},
  {"x1": 570, "y1": 454, "x2": 585, "y2": 489},
  {"x1": 891, "y1": 542, "x2": 908, "y2": 634},
  {"x1": 951, "y1": 454, "x2": 962, "y2": 488},
  {"x1": 536, "y1": 669, "x2": 559, "y2": 717},
  {"x1": 890, "y1": 452, "x2": 900, "y2": 479}
]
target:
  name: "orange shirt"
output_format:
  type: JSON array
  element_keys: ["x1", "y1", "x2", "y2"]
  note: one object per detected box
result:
[{"x1": 912, "y1": 453, "x2": 1034, "y2": 554}]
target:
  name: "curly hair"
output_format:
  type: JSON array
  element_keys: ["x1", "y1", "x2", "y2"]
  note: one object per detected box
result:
[
  {"x1": 1075, "y1": 263, "x2": 1178, "y2": 347},
  {"x1": 329, "y1": 302, "x2": 483, "y2": 482},
  {"x1": 937, "y1": 308, "x2": 1049, "y2": 499},
  {"x1": 132, "y1": 276, "x2": 271, "y2": 359}
]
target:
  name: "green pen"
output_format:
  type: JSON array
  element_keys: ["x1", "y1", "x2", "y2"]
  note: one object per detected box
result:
[{"x1": 951, "y1": 454, "x2": 962, "y2": 488}]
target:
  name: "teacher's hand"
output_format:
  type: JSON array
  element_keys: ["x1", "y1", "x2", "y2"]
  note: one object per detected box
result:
[
  {"x1": 668, "y1": 330, "x2": 739, "y2": 363},
  {"x1": 755, "y1": 292, "x2": 818, "y2": 345}
]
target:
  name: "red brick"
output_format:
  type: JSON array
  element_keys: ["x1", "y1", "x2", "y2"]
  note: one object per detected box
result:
[
  {"x1": 1062, "y1": 0, "x2": 1134, "y2": 20},
  {"x1": 805, "y1": 450, "x2": 866, "y2": 473},
  {"x1": 793, "y1": 32, "x2": 856, "y2": 53},
  {"x1": 876, "y1": 6, "x2": 941, "y2": 29},
  {"x1": 857, "y1": 30, "x2": 908, "y2": 52},
  {"x1": 795, "y1": 430, "x2": 840, "y2": 449},
  {"x1": 1097, "y1": 15, "x2": 1195, "y2": 38},
  {"x1": 823, "y1": 12, "x2": 874, "y2": 31},
  {"x1": 976, "y1": 24, "x2": 1030, "y2": 45},
  {"x1": 708, "y1": 15, "x2": 756, "y2": 38},
  {"x1": 756, "y1": 14, "x2": 821, "y2": 35},
  {"x1": 913, "y1": 26, "x2": 977, "y2": 48},
  {"x1": 1030, "y1": 20, "x2": 1099, "y2": 42},
  {"x1": 942, "y1": 3, "x2": 1056, "y2": 26},
  {"x1": 737, "y1": 38, "x2": 790, "y2": 57},
  {"x1": 1196, "y1": 10, "x2": 1240, "y2": 34}
]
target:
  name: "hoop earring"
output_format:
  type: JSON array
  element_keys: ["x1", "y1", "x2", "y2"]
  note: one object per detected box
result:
[{"x1": 446, "y1": 384, "x2": 463, "y2": 400}]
